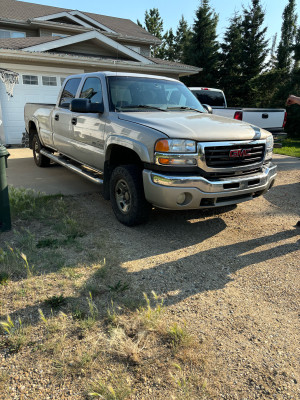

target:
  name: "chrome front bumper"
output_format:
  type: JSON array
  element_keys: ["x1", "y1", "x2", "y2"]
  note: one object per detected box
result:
[{"x1": 143, "y1": 163, "x2": 277, "y2": 210}]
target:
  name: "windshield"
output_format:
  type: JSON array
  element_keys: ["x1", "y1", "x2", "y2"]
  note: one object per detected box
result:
[{"x1": 107, "y1": 76, "x2": 205, "y2": 113}]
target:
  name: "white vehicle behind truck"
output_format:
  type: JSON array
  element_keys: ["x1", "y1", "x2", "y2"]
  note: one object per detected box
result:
[
  {"x1": 189, "y1": 87, "x2": 287, "y2": 139},
  {"x1": 24, "y1": 72, "x2": 277, "y2": 226}
]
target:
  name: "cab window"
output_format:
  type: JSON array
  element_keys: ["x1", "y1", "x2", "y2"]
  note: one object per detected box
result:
[
  {"x1": 79, "y1": 77, "x2": 103, "y2": 104},
  {"x1": 59, "y1": 78, "x2": 81, "y2": 108}
]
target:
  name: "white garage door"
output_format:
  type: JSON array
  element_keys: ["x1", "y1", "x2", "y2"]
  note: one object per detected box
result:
[{"x1": 0, "y1": 71, "x2": 65, "y2": 144}]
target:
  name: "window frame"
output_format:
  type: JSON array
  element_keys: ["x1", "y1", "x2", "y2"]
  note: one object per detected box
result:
[
  {"x1": 42, "y1": 76, "x2": 57, "y2": 86},
  {"x1": 22, "y1": 75, "x2": 39, "y2": 85}
]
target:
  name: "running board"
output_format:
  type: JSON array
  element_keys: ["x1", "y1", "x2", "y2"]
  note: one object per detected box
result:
[{"x1": 40, "y1": 149, "x2": 103, "y2": 185}]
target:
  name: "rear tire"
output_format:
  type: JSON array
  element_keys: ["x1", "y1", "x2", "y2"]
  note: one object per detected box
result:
[
  {"x1": 110, "y1": 165, "x2": 151, "y2": 226},
  {"x1": 32, "y1": 134, "x2": 50, "y2": 167}
]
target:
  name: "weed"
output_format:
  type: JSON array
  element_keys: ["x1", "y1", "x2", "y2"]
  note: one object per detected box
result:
[
  {"x1": 0, "y1": 246, "x2": 34, "y2": 279},
  {"x1": 72, "y1": 307, "x2": 86, "y2": 321},
  {"x1": 0, "y1": 315, "x2": 27, "y2": 353},
  {"x1": 79, "y1": 293, "x2": 98, "y2": 330},
  {"x1": 0, "y1": 272, "x2": 9, "y2": 285},
  {"x1": 108, "y1": 280, "x2": 129, "y2": 294},
  {"x1": 106, "y1": 301, "x2": 118, "y2": 326},
  {"x1": 45, "y1": 294, "x2": 67, "y2": 309},
  {"x1": 60, "y1": 216, "x2": 84, "y2": 239},
  {"x1": 88, "y1": 370, "x2": 131, "y2": 400},
  {"x1": 14, "y1": 228, "x2": 36, "y2": 251},
  {"x1": 138, "y1": 291, "x2": 164, "y2": 329},
  {"x1": 167, "y1": 322, "x2": 193, "y2": 352}
]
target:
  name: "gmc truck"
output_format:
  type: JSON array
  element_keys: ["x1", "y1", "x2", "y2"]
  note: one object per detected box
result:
[
  {"x1": 189, "y1": 87, "x2": 287, "y2": 140},
  {"x1": 24, "y1": 72, "x2": 277, "y2": 226}
]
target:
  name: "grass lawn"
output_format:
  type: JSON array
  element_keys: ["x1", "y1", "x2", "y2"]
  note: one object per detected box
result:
[{"x1": 273, "y1": 138, "x2": 300, "y2": 158}]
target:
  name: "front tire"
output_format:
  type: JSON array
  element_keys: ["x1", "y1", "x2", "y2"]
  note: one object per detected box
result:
[
  {"x1": 32, "y1": 134, "x2": 50, "y2": 167},
  {"x1": 110, "y1": 165, "x2": 151, "y2": 226}
]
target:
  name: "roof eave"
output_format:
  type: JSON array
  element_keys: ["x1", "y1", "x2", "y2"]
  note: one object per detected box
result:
[{"x1": 0, "y1": 48, "x2": 200, "y2": 76}]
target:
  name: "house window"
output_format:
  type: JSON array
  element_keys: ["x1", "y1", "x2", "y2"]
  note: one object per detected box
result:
[
  {"x1": 0, "y1": 30, "x2": 26, "y2": 38},
  {"x1": 22, "y1": 75, "x2": 38, "y2": 85},
  {"x1": 52, "y1": 33, "x2": 69, "y2": 38},
  {"x1": 60, "y1": 77, "x2": 66, "y2": 86},
  {"x1": 42, "y1": 76, "x2": 57, "y2": 86}
]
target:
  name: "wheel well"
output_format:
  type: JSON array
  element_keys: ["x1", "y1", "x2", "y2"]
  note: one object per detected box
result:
[
  {"x1": 103, "y1": 145, "x2": 142, "y2": 201},
  {"x1": 106, "y1": 145, "x2": 142, "y2": 167},
  {"x1": 28, "y1": 121, "x2": 38, "y2": 149}
]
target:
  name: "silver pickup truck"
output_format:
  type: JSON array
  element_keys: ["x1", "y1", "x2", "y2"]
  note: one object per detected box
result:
[{"x1": 24, "y1": 72, "x2": 277, "y2": 226}]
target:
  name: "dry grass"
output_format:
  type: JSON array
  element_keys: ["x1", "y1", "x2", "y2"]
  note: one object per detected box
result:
[{"x1": 0, "y1": 188, "x2": 210, "y2": 400}]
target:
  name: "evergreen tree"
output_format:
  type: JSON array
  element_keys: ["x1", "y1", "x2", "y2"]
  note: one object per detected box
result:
[
  {"x1": 137, "y1": 8, "x2": 164, "y2": 58},
  {"x1": 219, "y1": 13, "x2": 243, "y2": 106},
  {"x1": 175, "y1": 16, "x2": 192, "y2": 63},
  {"x1": 240, "y1": 0, "x2": 268, "y2": 105},
  {"x1": 184, "y1": 0, "x2": 219, "y2": 87},
  {"x1": 276, "y1": 0, "x2": 298, "y2": 71},
  {"x1": 162, "y1": 28, "x2": 177, "y2": 61}
]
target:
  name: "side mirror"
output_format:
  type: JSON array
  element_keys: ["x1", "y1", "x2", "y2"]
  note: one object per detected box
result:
[
  {"x1": 202, "y1": 104, "x2": 213, "y2": 114},
  {"x1": 70, "y1": 98, "x2": 104, "y2": 113}
]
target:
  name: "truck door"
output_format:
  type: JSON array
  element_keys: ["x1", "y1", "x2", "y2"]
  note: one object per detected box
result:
[
  {"x1": 52, "y1": 77, "x2": 81, "y2": 157},
  {"x1": 72, "y1": 77, "x2": 106, "y2": 170}
]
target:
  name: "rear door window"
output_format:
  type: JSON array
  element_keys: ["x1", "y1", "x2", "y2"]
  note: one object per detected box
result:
[{"x1": 59, "y1": 78, "x2": 81, "y2": 108}]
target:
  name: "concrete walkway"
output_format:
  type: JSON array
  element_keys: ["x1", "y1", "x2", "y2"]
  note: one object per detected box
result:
[
  {"x1": 5, "y1": 148, "x2": 300, "y2": 195},
  {"x1": 6, "y1": 148, "x2": 100, "y2": 195}
]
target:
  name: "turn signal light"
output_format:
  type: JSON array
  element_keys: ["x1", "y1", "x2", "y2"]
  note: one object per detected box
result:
[{"x1": 155, "y1": 140, "x2": 169, "y2": 152}]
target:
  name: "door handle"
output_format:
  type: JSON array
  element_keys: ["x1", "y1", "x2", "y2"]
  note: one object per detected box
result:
[
  {"x1": 54, "y1": 114, "x2": 59, "y2": 121},
  {"x1": 71, "y1": 117, "x2": 77, "y2": 125},
  {"x1": 262, "y1": 113, "x2": 269, "y2": 119}
]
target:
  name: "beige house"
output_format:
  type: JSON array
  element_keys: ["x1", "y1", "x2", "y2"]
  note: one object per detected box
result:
[{"x1": 0, "y1": 0, "x2": 199, "y2": 145}]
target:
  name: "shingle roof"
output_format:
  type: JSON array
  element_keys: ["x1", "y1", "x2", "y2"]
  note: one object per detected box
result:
[
  {"x1": 0, "y1": 0, "x2": 157, "y2": 42},
  {"x1": 0, "y1": 36, "x2": 60, "y2": 49},
  {"x1": 150, "y1": 57, "x2": 200, "y2": 71}
]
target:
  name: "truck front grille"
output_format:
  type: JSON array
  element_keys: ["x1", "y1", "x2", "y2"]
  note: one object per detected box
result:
[{"x1": 205, "y1": 144, "x2": 265, "y2": 168}]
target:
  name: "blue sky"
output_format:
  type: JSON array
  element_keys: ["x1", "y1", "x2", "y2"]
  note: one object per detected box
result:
[{"x1": 26, "y1": 0, "x2": 299, "y2": 44}]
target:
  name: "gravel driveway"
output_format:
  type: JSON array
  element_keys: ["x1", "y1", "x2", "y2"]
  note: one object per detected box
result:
[{"x1": 82, "y1": 153, "x2": 299, "y2": 399}]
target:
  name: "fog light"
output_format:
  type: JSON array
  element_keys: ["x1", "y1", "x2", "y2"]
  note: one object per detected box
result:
[{"x1": 177, "y1": 193, "x2": 186, "y2": 205}]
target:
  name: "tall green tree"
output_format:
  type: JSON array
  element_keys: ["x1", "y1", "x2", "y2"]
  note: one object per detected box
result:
[
  {"x1": 240, "y1": 0, "x2": 268, "y2": 105},
  {"x1": 137, "y1": 8, "x2": 164, "y2": 57},
  {"x1": 174, "y1": 16, "x2": 192, "y2": 63},
  {"x1": 276, "y1": 0, "x2": 298, "y2": 71},
  {"x1": 219, "y1": 13, "x2": 243, "y2": 106},
  {"x1": 162, "y1": 28, "x2": 177, "y2": 61},
  {"x1": 184, "y1": 0, "x2": 219, "y2": 87}
]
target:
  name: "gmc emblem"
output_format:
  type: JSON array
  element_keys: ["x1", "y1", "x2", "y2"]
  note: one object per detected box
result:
[{"x1": 229, "y1": 149, "x2": 251, "y2": 158}]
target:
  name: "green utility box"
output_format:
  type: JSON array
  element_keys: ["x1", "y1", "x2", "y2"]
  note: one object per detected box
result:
[{"x1": 0, "y1": 145, "x2": 11, "y2": 231}]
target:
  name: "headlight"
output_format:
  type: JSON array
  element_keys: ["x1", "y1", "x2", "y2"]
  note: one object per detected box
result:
[
  {"x1": 265, "y1": 135, "x2": 274, "y2": 161},
  {"x1": 154, "y1": 139, "x2": 197, "y2": 166},
  {"x1": 155, "y1": 139, "x2": 196, "y2": 153}
]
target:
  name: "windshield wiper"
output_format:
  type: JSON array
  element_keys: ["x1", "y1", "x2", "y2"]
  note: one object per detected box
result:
[
  {"x1": 116, "y1": 104, "x2": 166, "y2": 112},
  {"x1": 166, "y1": 106, "x2": 203, "y2": 113}
]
